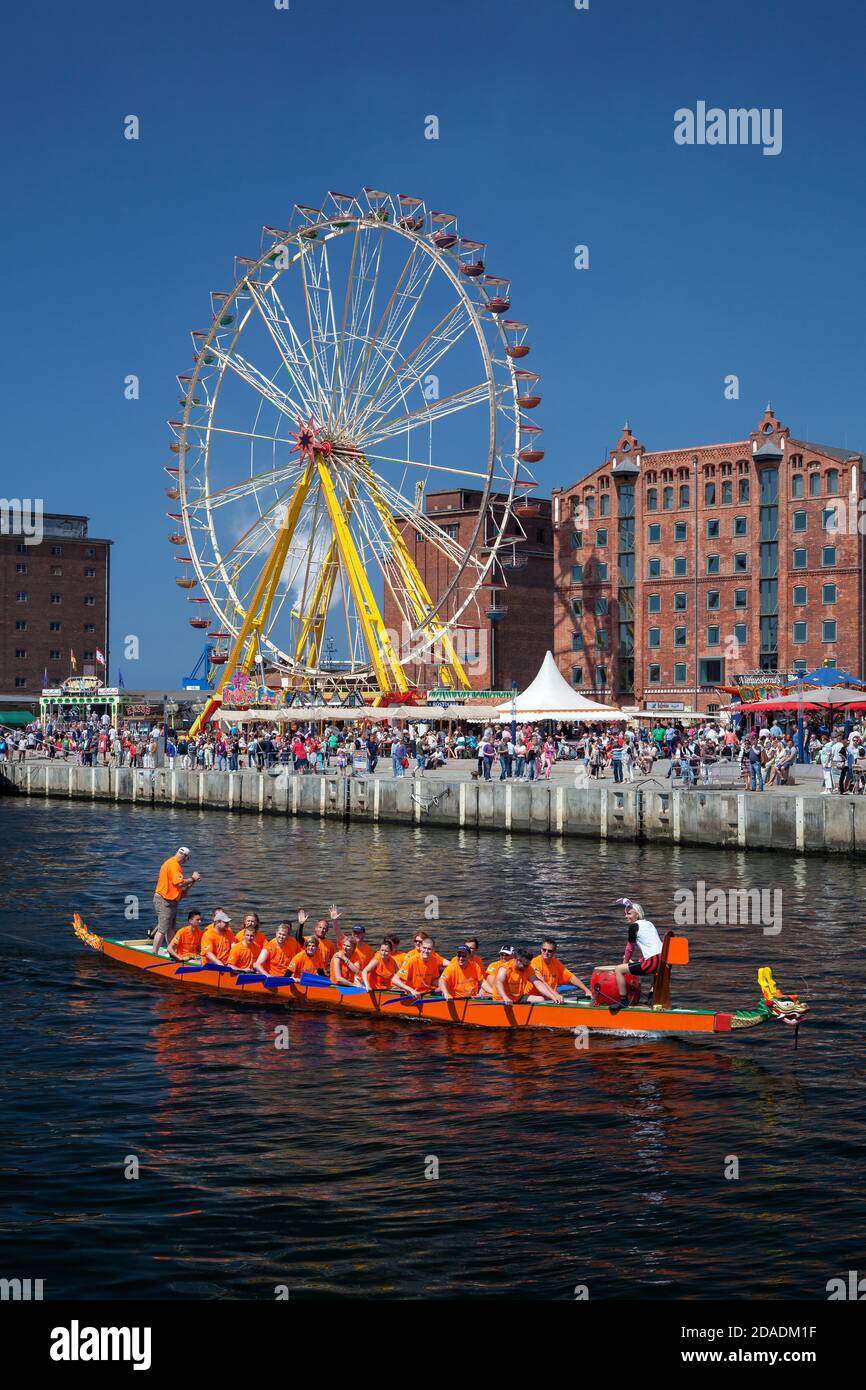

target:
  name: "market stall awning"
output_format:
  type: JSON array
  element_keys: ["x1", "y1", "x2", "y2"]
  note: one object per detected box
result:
[
  {"x1": 493, "y1": 651, "x2": 629, "y2": 722},
  {"x1": 721, "y1": 686, "x2": 866, "y2": 713}
]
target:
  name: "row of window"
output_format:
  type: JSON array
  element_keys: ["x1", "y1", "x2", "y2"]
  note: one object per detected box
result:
[
  {"x1": 14, "y1": 593, "x2": 97, "y2": 604},
  {"x1": 573, "y1": 469, "x2": 842, "y2": 521},
  {"x1": 644, "y1": 583, "x2": 837, "y2": 612},
  {"x1": 14, "y1": 649, "x2": 97, "y2": 660},
  {"x1": 13, "y1": 564, "x2": 97, "y2": 577},
  {"x1": 571, "y1": 659, "x2": 822, "y2": 690},
  {"x1": 571, "y1": 582, "x2": 838, "y2": 622},
  {"x1": 14, "y1": 543, "x2": 100, "y2": 558},
  {"x1": 572, "y1": 546, "x2": 840, "y2": 584},
  {"x1": 575, "y1": 510, "x2": 842, "y2": 552},
  {"x1": 14, "y1": 622, "x2": 97, "y2": 632},
  {"x1": 645, "y1": 621, "x2": 838, "y2": 647}
]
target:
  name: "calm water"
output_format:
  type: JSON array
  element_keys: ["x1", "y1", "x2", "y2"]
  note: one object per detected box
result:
[{"x1": 1, "y1": 796, "x2": 863, "y2": 1300}]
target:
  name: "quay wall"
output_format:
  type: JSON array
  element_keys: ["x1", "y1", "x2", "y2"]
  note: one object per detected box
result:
[{"x1": 0, "y1": 761, "x2": 862, "y2": 857}]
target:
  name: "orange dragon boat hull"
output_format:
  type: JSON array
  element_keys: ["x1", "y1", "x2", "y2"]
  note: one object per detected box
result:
[{"x1": 72, "y1": 917, "x2": 765, "y2": 1036}]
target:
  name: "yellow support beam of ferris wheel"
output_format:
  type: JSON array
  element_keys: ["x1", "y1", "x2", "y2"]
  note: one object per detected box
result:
[
  {"x1": 315, "y1": 455, "x2": 408, "y2": 693},
  {"x1": 358, "y1": 459, "x2": 471, "y2": 691},
  {"x1": 293, "y1": 483, "x2": 357, "y2": 670},
  {"x1": 189, "y1": 457, "x2": 316, "y2": 734}
]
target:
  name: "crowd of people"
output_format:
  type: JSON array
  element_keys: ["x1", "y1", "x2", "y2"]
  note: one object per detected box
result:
[
  {"x1": 151, "y1": 849, "x2": 660, "y2": 1011},
  {"x1": 5, "y1": 707, "x2": 866, "y2": 796}
]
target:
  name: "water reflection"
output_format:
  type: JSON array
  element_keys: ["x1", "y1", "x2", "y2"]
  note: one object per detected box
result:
[{"x1": 2, "y1": 797, "x2": 865, "y2": 1299}]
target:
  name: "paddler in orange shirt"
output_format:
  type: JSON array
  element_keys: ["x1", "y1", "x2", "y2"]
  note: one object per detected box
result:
[
  {"x1": 255, "y1": 922, "x2": 297, "y2": 978},
  {"x1": 233, "y1": 912, "x2": 267, "y2": 954},
  {"x1": 168, "y1": 909, "x2": 204, "y2": 961},
  {"x1": 439, "y1": 944, "x2": 484, "y2": 1000},
  {"x1": 478, "y1": 945, "x2": 517, "y2": 996},
  {"x1": 151, "y1": 845, "x2": 201, "y2": 955},
  {"x1": 361, "y1": 938, "x2": 399, "y2": 992},
  {"x1": 226, "y1": 923, "x2": 260, "y2": 972},
  {"x1": 493, "y1": 946, "x2": 563, "y2": 1006},
  {"x1": 331, "y1": 926, "x2": 374, "y2": 986},
  {"x1": 397, "y1": 931, "x2": 444, "y2": 975},
  {"x1": 199, "y1": 910, "x2": 234, "y2": 967},
  {"x1": 297, "y1": 903, "x2": 341, "y2": 964},
  {"x1": 391, "y1": 937, "x2": 442, "y2": 999},
  {"x1": 530, "y1": 938, "x2": 592, "y2": 999},
  {"x1": 287, "y1": 935, "x2": 330, "y2": 981}
]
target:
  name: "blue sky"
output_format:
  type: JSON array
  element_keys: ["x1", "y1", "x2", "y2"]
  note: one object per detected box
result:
[{"x1": 3, "y1": 0, "x2": 864, "y2": 685}]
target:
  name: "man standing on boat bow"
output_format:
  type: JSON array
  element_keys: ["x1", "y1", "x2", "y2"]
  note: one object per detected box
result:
[
  {"x1": 151, "y1": 846, "x2": 201, "y2": 955},
  {"x1": 605, "y1": 898, "x2": 664, "y2": 1012}
]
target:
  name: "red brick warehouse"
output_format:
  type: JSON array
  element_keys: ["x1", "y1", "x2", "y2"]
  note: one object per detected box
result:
[
  {"x1": 0, "y1": 513, "x2": 111, "y2": 696},
  {"x1": 551, "y1": 406, "x2": 864, "y2": 715}
]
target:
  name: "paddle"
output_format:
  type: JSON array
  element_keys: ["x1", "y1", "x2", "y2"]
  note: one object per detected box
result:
[
  {"x1": 176, "y1": 963, "x2": 233, "y2": 975},
  {"x1": 382, "y1": 992, "x2": 444, "y2": 1008}
]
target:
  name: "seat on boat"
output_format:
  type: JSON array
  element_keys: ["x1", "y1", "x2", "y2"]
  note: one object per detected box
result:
[{"x1": 650, "y1": 932, "x2": 689, "y2": 1009}]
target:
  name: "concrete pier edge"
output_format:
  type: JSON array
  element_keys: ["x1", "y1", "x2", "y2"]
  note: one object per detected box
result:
[{"x1": 0, "y1": 761, "x2": 861, "y2": 856}]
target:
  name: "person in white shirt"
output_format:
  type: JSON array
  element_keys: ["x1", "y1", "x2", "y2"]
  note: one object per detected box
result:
[{"x1": 602, "y1": 898, "x2": 664, "y2": 1012}]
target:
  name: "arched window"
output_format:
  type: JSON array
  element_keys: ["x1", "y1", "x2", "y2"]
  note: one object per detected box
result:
[
  {"x1": 646, "y1": 487, "x2": 657, "y2": 512},
  {"x1": 827, "y1": 469, "x2": 839, "y2": 496},
  {"x1": 791, "y1": 473, "x2": 804, "y2": 499},
  {"x1": 679, "y1": 484, "x2": 690, "y2": 507},
  {"x1": 663, "y1": 486, "x2": 674, "y2": 510},
  {"x1": 585, "y1": 493, "x2": 596, "y2": 519}
]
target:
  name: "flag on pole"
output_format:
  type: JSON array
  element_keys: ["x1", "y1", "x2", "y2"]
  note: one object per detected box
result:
[
  {"x1": 118, "y1": 668, "x2": 125, "y2": 689},
  {"x1": 96, "y1": 648, "x2": 105, "y2": 665},
  {"x1": 70, "y1": 648, "x2": 77, "y2": 673}
]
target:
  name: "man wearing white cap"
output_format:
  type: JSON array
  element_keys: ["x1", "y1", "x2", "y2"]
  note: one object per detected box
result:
[{"x1": 151, "y1": 846, "x2": 201, "y2": 955}]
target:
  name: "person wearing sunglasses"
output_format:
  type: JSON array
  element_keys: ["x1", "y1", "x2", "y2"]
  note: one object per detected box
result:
[{"x1": 530, "y1": 938, "x2": 592, "y2": 998}]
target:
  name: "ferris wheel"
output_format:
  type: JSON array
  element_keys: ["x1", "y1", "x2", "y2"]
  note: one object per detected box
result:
[{"x1": 165, "y1": 189, "x2": 543, "y2": 725}]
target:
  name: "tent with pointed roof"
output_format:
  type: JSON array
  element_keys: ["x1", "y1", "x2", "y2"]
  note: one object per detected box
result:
[{"x1": 494, "y1": 651, "x2": 628, "y2": 722}]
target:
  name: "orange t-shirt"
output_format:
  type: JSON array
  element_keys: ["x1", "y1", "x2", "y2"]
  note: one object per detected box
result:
[
  {"x1": 227, "y1": 941, "x2": 258, "y2": 970},
  {"x1": 260, "y1": 938, "x2": 296, "y2": 976},
  {"x1": 155, "y1": 856, "x2": 184, "y2": 901},
  {"x1": 496, "y1": 960, "x2": 535, "y2": 1003},
  {"x1": 401, "y1": 947, "x2": 444, "y2": 975},
  {"x1": 288, "y1": 945, "x2": 329, "y2": 980},
  {"x1": 330, "y1": 945, "x2": 371, "y2": 984},
  {"x1": 530, "y1": 954, "x2": 576, "y2": 991},
  {"x1": 397, "y1": 954, "x2": 441, "y2": 993},
  {"x1": 200, "y1": 926, "x2": 232, "y2": 965},
  {"x1": 312, "y1": 936, "x2": 336, "y2": 964},
  {"x1": 234, "y1": 928, "x2": 267, "y2": 952},
  {"x1": 170, "y1": 925, "x2": 202, "y2": 958},
  {"x1": 440, "y1": 956, "x2": 484, "y2": 998},
  {"x1": 365, "y1": 952, "x2": 398, "y2": 989}
]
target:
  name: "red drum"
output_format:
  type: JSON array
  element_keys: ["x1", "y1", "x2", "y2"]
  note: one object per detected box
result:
[{"x1": 591, "y1": 967, "x2": 641, "y2": 1007}]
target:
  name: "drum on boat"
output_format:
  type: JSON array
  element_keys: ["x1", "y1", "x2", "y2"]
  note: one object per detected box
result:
[{"x1": 590, "y1": 968, "x2": 641, "y2": 1007}]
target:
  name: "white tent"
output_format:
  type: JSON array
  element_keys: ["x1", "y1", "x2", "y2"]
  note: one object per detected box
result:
[{"x1": 493, "y1": 651, "x2": 629, "y2": 722}]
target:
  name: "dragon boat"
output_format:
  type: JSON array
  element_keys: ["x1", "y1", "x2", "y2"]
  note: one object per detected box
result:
[{"x1": 72, "y1": 915, "x2": 808, "y2": 1037}]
